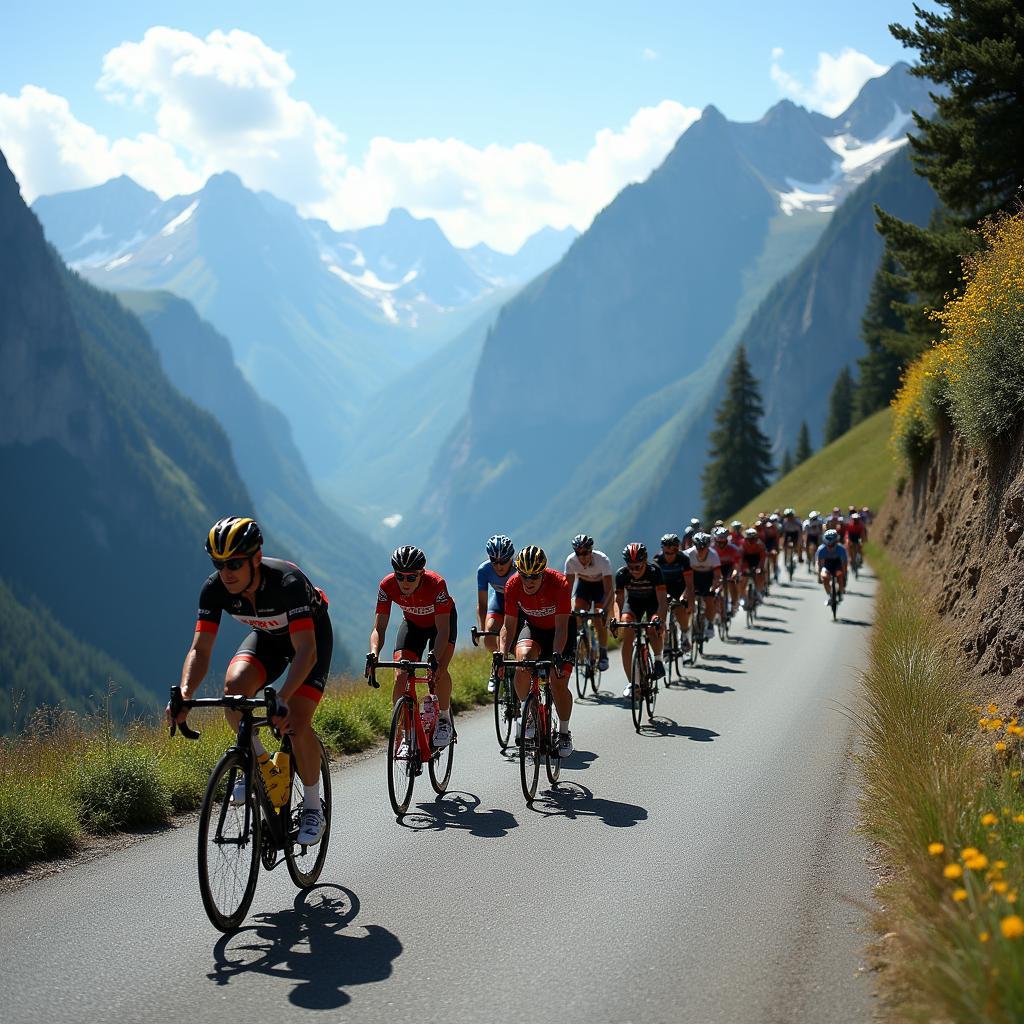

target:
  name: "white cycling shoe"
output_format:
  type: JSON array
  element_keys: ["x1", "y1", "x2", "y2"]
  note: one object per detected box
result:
[
  {"x1": 432, "y1": 717, "x2": 453, "y2": 747},
  {"x1": 557, "y1": 731, "x2": 574, "y2": 758},
  {"x1": 515, "y1": 715, "x2": 537, "y2": 742},
  {"x1": 296, "y1": 808, "x2": 324, "y2": 846}
]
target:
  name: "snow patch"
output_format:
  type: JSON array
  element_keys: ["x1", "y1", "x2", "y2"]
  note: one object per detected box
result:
[
  {"x1": 72, "y1": 224, "x2": 110, "y2": 250},
  {"x1": 327, "y1": 265, "x2": 401, "y2": 322},
  {"x1": 160, "y1": 201, "x2": 198, "y2": 237},
  {"x1": 104, "y1": 253, "x2": 133, "y2": 270}
]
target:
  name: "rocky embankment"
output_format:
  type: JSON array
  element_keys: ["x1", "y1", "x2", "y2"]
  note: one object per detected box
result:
[{"x1": 879, "y1": 421, "x2": 1024, "y2": 699}]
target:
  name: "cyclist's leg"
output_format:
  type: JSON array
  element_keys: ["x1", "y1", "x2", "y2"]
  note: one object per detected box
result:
[
  {"x1": 482, "y1": 606, "x2": 502, "y2": 654},
  {"x1": 392, "y1": 617, "x2": 431, "y2": 705},
  {"x1": 428, "y1": 607, "x2": 458, "y2": 713},
  {"x1": 514, "y1": 623, "x2": 542, "y2": 702},
  {"x1": 549, "y1": 621, "x2": 576, "y2": 726},
  {"x1": 224, "y1": 633, "x2": 284, "y2": 732},
  {"x1": 619, "y1": 611, "x2": 637, "y2": 677},
  {"x1": 286, "y1": 616, "x2": 332, "y2": 786}
]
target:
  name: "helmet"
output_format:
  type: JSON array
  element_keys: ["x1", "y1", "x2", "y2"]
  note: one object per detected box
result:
[
  {"x1": 689, "y1": 518, "x2": 701, "y2": 529},
  {"x1": 769, "y1": 513, "x2": 780, "y2": 523},
  {"x1": 809, "y1": 510, "x2": 820, "y2": 520},
  {"x1": 206, "y1": 516, "x2": 263, "y2": 559},
  {"x1": 623, "y1": 542, "x2": 647, "y2": 563},
  {"x1": 571, "y1": 533, "x2": 594, "y2": 552},
  {"x1": 486, "y1": 534, "x2": 515, "y2": 561},
  {"x1": 744, "y1": 528, "x2": 758, "y2": 539},
  {"x1": 848, "y1": 505, "x2": 856, "y2": 513},
  {"x1": 832, "y1": 506, "x2": 841, "y2": 514},
  {"x1": 714, "y1": 519, "x2": 724, "y2": 528},
  {"x1": 514, "y1": 545, "x2": 547, "y2": 576},
  {"x1": 824, "y1": 529, "x2": 839, "y2": 546},
  {"x1": 713, "y1": 527, "x2": 728, "y2": 541},
  {"x1": 693, "y1": 532, "x2": 711, "y2": 550},
  {"x1": 391, "y1": 545, "x2": 426, "y2": 572},
  {"x1": 851, "y1": 512, "x2": 861, "y2": 521},
  {"x1": 731, "y1": 521, "x2": 742, "y2": 530},
  {"x1": 784, "y1": 508, "x2": 795, "y2": 517},
  {"x1": 660, "y1": 533, "x2": 680, "y2": 547},
  {"x1": 862, "y1": 506, "x2": 871, "y2": 513}
]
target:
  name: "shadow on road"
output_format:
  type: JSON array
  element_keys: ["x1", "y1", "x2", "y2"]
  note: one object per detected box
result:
[
  {"x1": 561, "y1": 748, "x2": 599, "y2": 771},
  {"x1": 208, "y1": 886, "x2": 401, "y2": 1010},
  {"x1": 645, "y1": 716, "x2": 719, "y2": 742},
  {"x1": 755, "y1": 614, "x2": 786, "y2": 622},
  {"x1": 751, "y1": 625, "x2": 791, "y2": 634},
  {"x1": 399, "y1": 791, "x2": 518, "y2": 837},
  {"x1": 530, "y1": 781, "x2": 647, "y2": 827},
  {"x1": 838, "y1": 617, "x2": 872, "y2": 627},
  {"x1": 691, "y1": 662, "x2": 743, "y2": 674},
  {"x1": 730, "y1": 635, "x2": 770, "y2": 646},
  {"x1": 673, "y1": 677, "x2": 735, "y2": 694},
  {"x1": 702, "y1": 652, "x2": 743, "y2": 663}
]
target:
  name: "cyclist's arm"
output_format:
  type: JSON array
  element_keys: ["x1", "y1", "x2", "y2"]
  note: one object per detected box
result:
[
  {"x1": 602, "y1": 573, "x2": 613, "y2": 608},
  {"x1": 179, "y1": 629, "x2": 215, "y2": 699},
  {"x1": 553, "y1": 612, "x2": 569, "y2": 657},
  {"x1": 500, "y1": 612, "x2": 516, "y2": 655},
  {"x1": 565, "y1": 572, "x2": 576, "y2": 592},
  {"x1": 434, "y1": 611, "x2": 451, "y2": 651},
  {"x1": 655, "y1": 584, "x2": 668, "y2": 621},
  {"x1": 612, "y1": 588, "x2": 625, "y2": 620},
  {"x1": 369, "y1": 611, "x2": 389, "y2": 657},
  {"x1": 477, "y1": 589, "x2": 488, "y2": 629},
  {"x1": 278, "y1": 629, "x2": 317, "y2": 702}
]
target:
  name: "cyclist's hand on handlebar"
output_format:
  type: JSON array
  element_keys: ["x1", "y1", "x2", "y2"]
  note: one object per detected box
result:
[
  {"x1": 609, "y1": 620, "x2": 619, "y2": 638},
  {"x1": 365, "y1": 652, "x2": 380, "y2": 687},
  {"x1": 491, "y1": 650, "x2": 505, "y2": 677},
  {"x1": 270, "y1": 698, "x2": 292, "y2": 735}
]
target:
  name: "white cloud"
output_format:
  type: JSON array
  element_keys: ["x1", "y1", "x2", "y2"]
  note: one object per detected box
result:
[
  {"x1": 642, "y1": 48, "x2": 659, "y2": 61},
  {"x1": 0, "y1": 27, "x2": 701, "y2": 250},
  {"x1": 770, "y1": 47, "x2": 888, "y2": 117}
]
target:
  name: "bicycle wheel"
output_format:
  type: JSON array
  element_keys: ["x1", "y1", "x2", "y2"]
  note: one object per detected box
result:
[
  {"x1": 666, "y1": 619, "x2": 679, "y2": 687},
  {"x1": 644, "y1": 657, "x2": 658, "y2": 720},
  {"x1": 387, "y1": 696, "x2": 417, "y2": 816},
  {"x1": 197, "y1": 750, "x2": 261, "y2": 932},
  {"x1": 428, "y1": 722, "x2": 455, "y2": 794},
  {"x1": 574, "y1": 631, "x2": 588, "y2": 699},
  {"x1": 689, "y1": 608, "x2": 702, "y2": 666},
  {"x1": 830, "y1": 578, "x2": 838, "y2": 621},
  {"x1": 589, "y1": 623, "x2": 601, "y2": 695},
  {"x1": 544, "y1": 689, "x2": 561, "y2": 786},
  {"x1": 284, "y1": 740, "x2": 332, "y2": 889},
  {"x1": 519, "y1": 693, "x2": 540, "y2": 801},
  {"x1": 493, "y1": 672, "x2": 516, "y2": 750},
  {"x1": 630, "y1": 644, "x2": 645, "y2": 733}
]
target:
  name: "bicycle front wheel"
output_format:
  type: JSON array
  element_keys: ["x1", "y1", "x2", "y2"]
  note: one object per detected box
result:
[
  {"x1": 198, "y1": 750, "x2": 261, "y2": 932},
  {"x1": 285, "y1": 740, "x2": 332, "y2": 889},
  {"x1": 644, "y1": 659, "x2": 658, "y2": 720},
  {"x1": 630, "y1": 645, "x2": 645, "y2": 733},
  {"x1": 544, "y1": 689, "x2": 561, "y2": 786},
  {"x1": 589, "y1": 624, "x2": 601, "y2": 695},
  {"x1": 520, "y1": 693, "x2": 540, "y2": 801},
  {"x1": 574, "y1": 633, "x2": 588, "y2": 699},
  {"x1": 494, "y1": 672, "x2": 516, "y2": 750},
  {"x1": 388, "y1": 697, "x2": 417, "y2": 816},
  {"x1": 429, "y1": 724, "x2": 455, "y2": 794}
]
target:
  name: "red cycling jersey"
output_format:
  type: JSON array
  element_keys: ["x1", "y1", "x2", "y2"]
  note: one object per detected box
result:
[
  {"x1": 741, "y1": 538, "x2": 767, "y2": 558},
  {"x1": 376, "y1": 570, "x2": 454, "y2": 628},
  {"x1": 846, "y1": 523, "x2": 865, "y2": 540},
  {"x1": 714, "y1": 542, "x2": 741, "y2": 566},
  {"x1": 504, "y1": 569, "x2": 572, "y2": 630}
]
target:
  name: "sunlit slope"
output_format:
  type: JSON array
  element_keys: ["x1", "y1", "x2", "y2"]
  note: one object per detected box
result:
[{"x1": 732, "y1": 408, "x2": 893, "y2": 523}]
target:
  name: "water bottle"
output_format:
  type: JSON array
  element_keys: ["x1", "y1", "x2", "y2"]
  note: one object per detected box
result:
[
  {"x1": 421, "y1": 695, "x2": 438, "y2": 735},
  {"x1": 268, "y1": 750, "x2": 291, "y2": 808}
]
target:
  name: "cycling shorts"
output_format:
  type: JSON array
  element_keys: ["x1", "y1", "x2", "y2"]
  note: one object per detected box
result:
[
  {"x1": 692, "y1": 572, "x2": 716, "y2": 598},
  {"x1": 782, "y1": 530, "x2": 801, "y2": 545},
  {"x1": 742, "y1": 553, "x2": 762, "y2": 571},
  {"x1": 230, "y1": 614, "x2": 333, "y2": 703},
  {"x1": 764, "y1": 536, "x2": 779, "y2": 552},
  {"x1": 574, "y1": 578, "x2": 607, "y2": 606},
  {"x1": 623, "y1": 595, "x2": 659, "y2": 620},
  {"x1": 396, "y1": 606, "x2": 459, "y2": 658},
  {"x1": 663, "y1": 579, "x2": 686, "y2": 600},
  {"x1": 515, "y1": 619, "x2": 577, "y2": 659},
  {"x1": 718, "y1": 561, "x2": 737, "y2": 581}
]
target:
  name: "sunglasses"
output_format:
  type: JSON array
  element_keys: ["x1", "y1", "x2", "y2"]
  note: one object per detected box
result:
[
  {"x1": 627, "y1": 560, "x2": 646, "y2": 569},
  {"x1": 490, "y1": 558, "x2": 511, "y2": 567},
  {"x1": 395, "y1": 571, "x2": 420, "y2": 582},
  {"x1": 519, "y1": 571, "x2": 544, "y2": 581},
  {"x1": 212, "y1": 556, "x2": 248, "y2": 571}
]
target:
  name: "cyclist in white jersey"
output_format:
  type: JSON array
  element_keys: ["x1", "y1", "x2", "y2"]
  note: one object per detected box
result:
[{"x1": 564, "y1": 534, "x2": 613, "y2": 671}]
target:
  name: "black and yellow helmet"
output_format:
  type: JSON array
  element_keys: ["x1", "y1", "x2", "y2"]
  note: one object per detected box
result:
[
  {"x1": 206, "y1": 516, "x2": 263, "y2": 559},
  {"x1": 514, "y1": 545, "x2": 547, "y2": 576}
]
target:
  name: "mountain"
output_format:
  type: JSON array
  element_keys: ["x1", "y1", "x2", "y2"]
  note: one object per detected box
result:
[
  {"x1": 115, "y1": 289, "x2": 387, "y2": 658},
  {"x1": 462, "y1": 226, "x2": 580, "y2": 286},
  {"x1": 414, "y1": 63, "x2": 934, "y2": 578}
]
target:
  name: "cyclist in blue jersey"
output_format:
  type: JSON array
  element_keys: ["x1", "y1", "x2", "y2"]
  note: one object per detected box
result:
[
  {"x1": 477, "y1": 534, "x2": 516, "y2": 691},
  {"x1": 653, "y1": 533, "x2": 693, "y2": 652},
  {"x1": 816, "y1": 529, "x2": 848, "y2": 604}
]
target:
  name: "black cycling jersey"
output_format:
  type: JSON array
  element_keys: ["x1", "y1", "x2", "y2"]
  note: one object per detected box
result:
[
  {"x1": 614, "y1": 563, "x2": 665, "y2": 602},
  {"x1": 653, "y1": 552, "x2": 691, "y2": 588},
  {"x1": 196, "y1": 557, "x2": 329, "y2": 638}
]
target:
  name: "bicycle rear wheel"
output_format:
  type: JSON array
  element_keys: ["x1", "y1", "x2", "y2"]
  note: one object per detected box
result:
[
  {"x1": 544, "y1": 689, "x2": 561, "y2": 786},
  {"x1": 589, "y1": 624, "x2": 602, "y2": 695},
  {"x1": 388, "y1": 697, "x2": 417, "y2": 816},
  {"x1": 830, "y1": 578, "x2": 838, "y2": 621},
  {"x1": 198, "y1": 750, "x2": 261, "y2": 932},
  {"x1": 630, "y1": 645, "x2": 645, "y2": 733},
  {"x1": 644, "y1": 657, "x2": 658, "y2": 721},
  {"x1": 666, "y1": 619, "x2": 679, "y2": 687},
  {"x1": 574, "y1": 632, "x2": 588, "y2": 699},
  {"x1": 285, "y1": 740, "x2": 332, "y2": 889},
  {"x1": 429, "y1": 722, "x2": 455, "y2": 794},
  {"x1": 519, "y1": 693, "x2": 540, "y2": 801}
]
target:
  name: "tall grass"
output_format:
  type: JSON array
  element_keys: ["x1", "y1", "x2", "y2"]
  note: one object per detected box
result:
[
  {"x1": 859, "y1": 545, "x2": 1024, "y2": 1022},
  {"x1": 0, "y1": 649, "x2": 491, "y2": 874}
]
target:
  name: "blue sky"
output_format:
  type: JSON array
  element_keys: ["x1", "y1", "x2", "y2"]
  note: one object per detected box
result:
[{"x1": 0, "y1": 2, "x2": 931, "y2": 248}]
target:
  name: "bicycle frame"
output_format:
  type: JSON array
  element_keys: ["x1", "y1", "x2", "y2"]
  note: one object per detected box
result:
[
  {"x1": 372, "y1": 659, "x2": 438, "y2": 767},
  {"x1": 501, "y1": 658, "x2": 553, "y2": 730}
]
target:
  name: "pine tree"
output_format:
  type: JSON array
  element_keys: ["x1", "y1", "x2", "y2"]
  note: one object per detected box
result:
[
  {"x1": 823, "y1": 367, "x2": 854, "y2": 445},
  {"x1": 795, "y1": 421, "x2": 813, "y2": 464},
  {"x1": 701, "y1": 345, "x2": 773, "y2": 519},
  {"x1": 779, "y1": 449, "x2": 794, "y2": 479}
]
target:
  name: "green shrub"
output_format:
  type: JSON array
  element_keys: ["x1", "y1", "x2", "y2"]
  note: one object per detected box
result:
[
  {"x1": 72, "y1": 744, "x2": 171, "y2": 833},
  {"x1": 0, "y1": 786, "x2": 80, "y2": 872},
  {"x1": 316, "y1": 698, "x2": 377, "y2": 754}
]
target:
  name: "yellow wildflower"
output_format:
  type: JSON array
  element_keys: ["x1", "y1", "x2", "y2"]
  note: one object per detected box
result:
[
  {"x1": 1000, "y1": 916, "x2": 1024, "y2": 940},
  {"x1": 961, "y1": 848, "x2": 980, "y2": 860},
  {"x1": 995, "y1": 860, "x2": 1008, "y2": 870},
  {"x1": 928, "y1": 842, "x2": 945, "y2": 856},
  {"x1": 989, "y1": 704, "x2": 1000, "y2": 715},
  {"x1": 945, "y1": 864, "x2": 964, "y2": 879},
  {"x1": 995, "y1": 742, "x2": 1007, "y2": 751},
  {"x1": 966, "y1": 855, "x2": 990, "y2": 871},
  {"x1": 952, "y1": 888, "x2": 968, "y2": 902},
  {"x1": 982, "y1": 813, "x2": 998, "y2": 826},
  {"x1": 980, "y1": 931, "x2": 991, "y2": 942},
  {"x1": 993, "y1": 881, "x2": 1009, "y2": 894}
]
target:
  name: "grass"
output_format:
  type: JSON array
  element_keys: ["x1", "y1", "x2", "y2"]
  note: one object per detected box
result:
[
  {"x1": 732, "y1": 407, "x2": 894, "y2": 523},
  {"x1": 0, "y1": 649, "x2": 491, "y2": 875},
  {"x1": 857, "y1": 542, "x2": 1024, "y2": 1022}
]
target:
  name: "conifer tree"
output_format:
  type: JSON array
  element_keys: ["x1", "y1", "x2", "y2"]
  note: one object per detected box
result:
[
  {"x1": 701, "y1": 345, "x2": 773, "y2": 520},
  {"x1": 795, "y1": 421, "x2": 813, "y2": 464},
  {"x1": 779, "y1": 449, "x2": 794, "y2": 479},
  {"x1": 823, "y1": 367, "x2": 854, "y2": 445},
  {"x1": 854, "y1": 253, "x2": 911, "y2": 420}
]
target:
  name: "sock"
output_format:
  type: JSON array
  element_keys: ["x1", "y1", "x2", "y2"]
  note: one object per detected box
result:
[
  {"x1": 438, "y1": 708, "x2": 451, "y2": 721},
  {"x1": 559, "y1": 722, "x2": 570, "y2": 735},
  {"x1": 253, "y1": 737, "x2": 268, "y2": 759},
  {"x1": 303, "y1": 780, "x2": 321, "y2": 809}
]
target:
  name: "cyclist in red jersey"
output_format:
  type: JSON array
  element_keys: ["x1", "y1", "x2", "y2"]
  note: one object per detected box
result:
[
  {"x1": 713, "y1": 528, "x2": 741, "y2": 616},
  {"x1": 729, "y1": 520, "x2": 744, "y2": 547},
  {"x1": 498, "y1": 545, "x2": 576, "y2": 758},
  {"x1": 368, "y1": 545, "x2": 457, "y2": 747},
  {"x1": 845, "y1": 512, "x2": 867, "y2": 561},
  {"x1": 739, "y1": 528, "x2": 768, "y2": 603}
]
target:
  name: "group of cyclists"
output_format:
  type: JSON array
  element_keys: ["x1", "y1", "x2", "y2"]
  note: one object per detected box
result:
[{"x1": 169, "y1": 505, "x2": 872, "y2": 844}]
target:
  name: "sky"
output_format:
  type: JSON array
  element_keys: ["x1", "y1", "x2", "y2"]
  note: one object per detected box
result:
[{"x1": 0, "y1": 2, "x2": 931, "y2": 251}]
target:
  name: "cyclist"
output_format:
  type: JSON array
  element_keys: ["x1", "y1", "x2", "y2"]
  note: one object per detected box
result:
[
  {"x1": 477, "y1": 534, "x2": 516, "y2": 691},
  {"x1": 739, "y1": 527, "x2": 768, "y2": 605},
  {"x1": 780, "y1": 508, "x2": 803, "y2": 565},
  {"x1": 498, "y1": 545, "x2": 576, "y2": 757},
  {"x1": 612, "y1": 542, "x2": 668, "y2": 694},
  {"x1": 369, "y1": 545, "x2": 457, "y2": 748},
  {"x1": 712, "y1": 527, "x2": 741, "y2": 617},
  {"x1": 729, "y1": 520, "x2": 745, "y2": 547},
  {"x1": 763, "y1": 514, "x2": 781, "y2": 578},
  {"x1": 685, "y1": 532, "x2": 722, "y2": 640},
  {"x1": 803, "y1": 510, "x2": 823, "y2": 566},
  {"x1": 563, "y1": 533, "x2": 613, "y2": 671},
  {"x1": 860, "y1": 506, "x2": 873, "y2": 527},
  {"x1": 817, "y1": 529, "x2": 848, "y2": 604},
  {"x1": 653, "y1": 533, "x2": 694, "y2": 652},
  {"x1": 845, "y1": 512, "x2": 867, "y2": 564},
  {"x1": 826, "y1": 508, "x2": 846, "y2": 543},
  {"x1": 170, "y1": 516, "x2": 332, "y2": 846},
  {"x1": 682, "y1": 517, "x2": 702, "y2": 548}
]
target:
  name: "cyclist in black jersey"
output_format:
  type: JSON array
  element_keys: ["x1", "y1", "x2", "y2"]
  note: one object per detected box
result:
[
  {"x1": 612, "y1": 542, "x2": 668, "y2": 693},
  {"x1": 167, "y1": 516, "x2": 332, "y2": 845},
  {"x1": 653, "y1": 533, "x2": 694, "y2": 652}
]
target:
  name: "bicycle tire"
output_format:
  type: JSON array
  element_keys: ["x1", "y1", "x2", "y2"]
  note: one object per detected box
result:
[
  {"x1": 387, "y1": 696, "x2": 417, "y2": 816},
  {"x1": 630, "y1": 644, "x2": 645, "y2": 733},
  {"x1": 666, "y1": 618, "x2": 679, "y2": 687},
  {"x1": 588, "y1": 623, "x2": 601, "y2": 695},
  {"x1": 544, "y1": 688, "x2": 561, "y2": 786},
  {"x1": 644, "y1": 656, "x2": 658, "y2": 720},
  {"x1": 428, "y1": 725, "x2": 455, "y2": 794},
  {"x1": 574, "y1": 632, "x2": 588, "y2": 700},
  {"x1": 689, "y1": 606, "x2": 703, "y2": 666},
  {"x1": 284, "y1": 740, "x2": 332, "y2": 889},
  {"x1": 830, "y1": 578, "x2": 838, "y2": 621},
  {"x1": 493, "y1": 672, "x2": 516, "y2": 750},
  {"x1": 519, "y1": 693, "x2": 540, "y2": 801},
  {"x1": 197, "y1": 750, "x2": 261, "y2": 932}
]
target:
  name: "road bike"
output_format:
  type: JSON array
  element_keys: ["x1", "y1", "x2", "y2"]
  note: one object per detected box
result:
[
  {"x1": 367, "y1": 655, "x2": 456, "y2": 817},
  {"x1": 742, "y1": 571, "x2": 759, "y2": 629},
  {"x1": 825, "y1": 570, "x2": 841, "y2": 621},
  {"x1": 471, "y1": 626, "x2": 519, "y2": 751},
  {"x1": 573, "y1": 610, "x2": 603, "y2": 698},
  {"x1": 664, "y1": 599, "x2": 688, "y2": 686},
  {"x1": 168, "y1": 685, "x2": 331, "y2": 932},
  {"x1": 497, "y1": 657, "x2": 561, "y2": 802},
  {"x1": 689, "y1": 596, "x2": 710, "y2": 665},
  {"x1": 851, "y1": 544, "x2": 863, "y2": 579},
  {"x1": 611, "y1": 619, "x2": 660, "y2": 732},
  {"x1": 784, "y1": 543, "x2": 797, "y2": 582},
  {"x1": 717, "y1": 582, "x2": 731, "y2": 642}
]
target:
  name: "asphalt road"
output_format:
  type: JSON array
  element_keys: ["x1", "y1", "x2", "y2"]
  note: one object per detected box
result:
[{"x1": 3, "y1": 569, "x2": 879, "y2": 1024}]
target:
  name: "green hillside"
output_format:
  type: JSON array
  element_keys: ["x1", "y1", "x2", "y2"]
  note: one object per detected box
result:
[{"x1": 732, "y1": 407, "x2": 894, "y2": 523}]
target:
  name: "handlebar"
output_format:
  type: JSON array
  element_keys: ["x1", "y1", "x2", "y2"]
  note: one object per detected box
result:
[
  {"x1": 609, "y1": 619, "x2": 662, "y2": 631},
  {"x1": 574, "y1": 610, "x2": 605, "y2": 620},
  {"x1": 168, "y1": 685, "x2": 282, "y2": 740},
  {"x1": 470, "y1": 625, "x2": 500, "y2": 647},
  {"x1": 365, "y1": 652, "x2": 437, "y2": 689}
]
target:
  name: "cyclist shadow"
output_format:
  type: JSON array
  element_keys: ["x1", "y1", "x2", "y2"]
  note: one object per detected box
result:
[
  {"x1": 530, "y1": 781, "x2": 647, "y2": 827},
  {"x1": 399, "y1": 791, "x2": 518, "y2": 837},
  {"x1": 838, "y1": 617, "x2": 872, "y2": 627},
  {"x1": 751, "y1": 625, "x2": 791, "y2": 634},
  {"x1": 561, "y1": 748, "x2": 599, "y2": 771},
  {"x1": 755, "y1": 614, "x2": 786, "y2": 622},
  {"x1": 645, "y1": 716, "x2": 719, "y2": 742},
  {"x1": 675, "y1": 677, "x2": 735, "y2": 694},
  {"x1": 208, "y1": 885, "x2": 401, "y2": 1010},
  {"x1": 730, "y1": 635, "x2": 770, "y2": 646},
  {"x1": 691, "y1": 662, "x2": 743, "y2": 674},
  {"x1": 701, "y1": 652, "x2": 743, "y2": 663}
]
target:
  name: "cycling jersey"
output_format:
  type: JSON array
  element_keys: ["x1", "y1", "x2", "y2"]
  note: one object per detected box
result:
[
  {"x1": 846, "y1": 523, "x2": 865, "y2": 540},
  {"x1": 477, "y1": 560, "x2": 516, "y2": 614},
  {"x1": 684, "y1": 548, "x2": 721, "y2": 575},
  {"x1": 504, "y1": 569, "x2": 572, "y2": 630},
  {"x1": 376, "y1": 570, "x2": 454, "y2": 628},
  {"x1": 196, "y1": 557, "x2": 328, "y2": 638},
  {"x1": 614, "y1": 563, "x2": 665, "y2": 602},
  {"x1": 563, "y1": 550, "x2": 613, "y2": 581},
  {"x1": 816, "y1": 543, "x2": 849, "y2": 570},
  {"x1": 781, "y1": 518, "x2": 802, "y2": 538},
  {"x1": 803, "y1": 519, "x2": 823, "y2": 540},
  {"x1": 713, "y1": 542, "x2": 740, "y2": 566},
  {"x1": 653, "y1": 552, "x2": 691, "y2": 597}
]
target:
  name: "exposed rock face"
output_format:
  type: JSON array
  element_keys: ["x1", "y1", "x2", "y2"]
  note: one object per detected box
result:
[{"x1": 880, "y1": 421, "x2": 1024, "y2": 697}]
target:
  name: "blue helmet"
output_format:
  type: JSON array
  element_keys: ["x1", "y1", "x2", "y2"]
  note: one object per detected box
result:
[
  {"x1": 823, "y1": 529, "x2": 839, "y2": 546},
  {"x1": 486, "y1": 534, "x2": 515, "y2": 562}
]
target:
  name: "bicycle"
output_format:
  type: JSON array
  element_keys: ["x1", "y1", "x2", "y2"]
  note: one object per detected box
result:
[
  {"x1": 716, "y1": 585, "x2": 730, "y2": 642},
  {"x1": 689, "y1": 597, "x2": 708, "y2": 665},
  {"x1": 742, "y1": 571, "x2": 759, "y2": 629},
  {"x1": 367, "y1": 655, "x2": 457, "y2": 817},
  {"x1": 610, "y1": 619, "x2": 660, "y2": 732},
  {"x1": 851, "y1": 545, "x2": 863, "y2": 579},
  {"x1": 471, "y1": 626, "x2": 519, "y2": 751},
  {"x1": 168, "y1": 685, "x2": 332, "y2": 932},
  {"x1": 573, "y1": 610, "x2": 603, "y2": 698},
  {"x1": 497, "y1": 656, "x2": 561, "y2": 802},
  {"x1": 784, "y1": 544, "x2": 797, "y2": 582},
  {"x1": 663, "y1": 599, "x2": 688, "y2": 687},
  {"x1": 826, "y1": 571, "x2": 840, "y2": 621}
]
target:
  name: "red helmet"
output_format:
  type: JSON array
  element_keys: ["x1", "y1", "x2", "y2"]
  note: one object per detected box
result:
[{"x1": 622, "y1": 542, "x2": 647, "y2": 564}]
